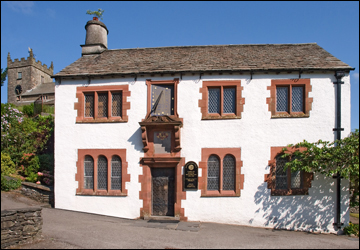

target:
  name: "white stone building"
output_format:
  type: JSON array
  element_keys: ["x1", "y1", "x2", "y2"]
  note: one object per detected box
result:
[{"x1": 53, "y1": 18, "x2": 354, "y2": 233}]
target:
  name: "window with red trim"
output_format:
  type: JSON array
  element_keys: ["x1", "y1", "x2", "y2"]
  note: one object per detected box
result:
[
  {"x1": 145, "y1": 79, "x2": 179, "y2": 118},
  {"x1": 75, "y1": 85, "x2": 130, "y2": 123},
  {"x1": 76, "y1": 149, "x2": 130, "y2": 196},
  {"x1": 199, "y1": 148, "x2": 244, "y2": 197},
  {"x1": 265, "y1": 146, "x2": 313, "y2": 196},
  {"x1": 267, "y1": 79, "x2": 313, "y2": 118},
  {"x1": 199, "y1": 80, "x2": 244, "y2": 120}
]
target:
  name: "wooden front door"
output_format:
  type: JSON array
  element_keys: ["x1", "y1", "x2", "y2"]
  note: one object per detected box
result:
[{"x1": 151, "y1": 168, "x2": 175, "y2": 216}]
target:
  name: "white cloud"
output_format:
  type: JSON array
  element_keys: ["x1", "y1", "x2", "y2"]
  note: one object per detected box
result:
[
  {"x1": 6, "y1": 1, "x2": 34, "y2": 14},
  {"x1": 46, "y1": 8, "x2": 56, "y2": 18},
  {"x1": 351, "y1": 72, "x2": 359, "y2": 82}
]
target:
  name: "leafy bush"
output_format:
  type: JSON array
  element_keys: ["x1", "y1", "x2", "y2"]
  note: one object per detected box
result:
[
  {"x1": 1, "y1": 152, "x2": 16, "y2": 176},
  {"x1": 1, "y1": 175, "x2": 21, "y2": 191},
  {"x1": 86, "y1": 8, "x2": 105, "y2": 20},
  {"x1": 22, "y1": 103, "x2": 34, "y2": 117},
  {"x1": 42, "y1": 105, "x2": 54, "y2": 114},
  {"x1": 1, "y1": 104, "x2": 54, "y2": 185},
  {"x1": 2, "y1": 114, "x2": 54, "y2": 167},
  {"x1": 19, "y1": 153, "x2": 40, "y2": 182},
  {"x1": 37, "y1": 170, "x2": 54, "y2": 186},
  {"x1": 344, "y1": 223, "x2": 359, "y2": 237},
  {"x1": 38, "y1": 154, "x2": 54, "y2": 172}
]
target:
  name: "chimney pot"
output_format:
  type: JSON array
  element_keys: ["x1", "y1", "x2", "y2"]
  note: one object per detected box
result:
[{"x1": 81, "y1": 19, "x2": 109, "y2": 55}]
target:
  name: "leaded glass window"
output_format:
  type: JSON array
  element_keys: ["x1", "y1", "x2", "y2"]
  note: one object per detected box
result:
[
  {"x1": 223, "y1": 88, "x2": 236, "y2": 113},
  {"x1": 85, "y1": 93, "x2": 94, "y2": 117},
  {"x1": 223, "y1": 154, "x2": 235, "y2": 190},
  {"x1": 276, "y1": 87, "x2": 289, "y2": 112},
  {"x1": 112, "y1": 92, "x2": 122, "y2": 117},
  {"x1": 207, "y1": 155, "x2": 219, "y2": 190},
  {"x1": 84, "y1": 155, "x2": 94, "y2": 189},
  {"x1": 111, "y1": 156, "x2": 122, "y2": 190},
  {"x1": 291, "y1": 170, "x2": 302, "y2": 188},
  {"x1": 291, "y1": 86, "x2": 304, "y2": 112},
  {"x1": 275, "y1": 155, "x2": 303, "y2": 190},
  {"x1": 98, "y1": 93, "x2": 108, "y2": 118},
  {"x1": 208, "y1": 88, "x2": 221, "y2": 113},
  {"x1": 97, "y1": 156, "x2": 107, "y2": 190},
  {"x1": 275, "y1": 155, "x2": 288, "y2": 190}
]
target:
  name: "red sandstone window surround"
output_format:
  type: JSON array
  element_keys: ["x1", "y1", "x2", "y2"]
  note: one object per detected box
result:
[
  {"x1": 199, "y1": 148, "x2": 244, "y2": 197},
  {"x1": 145, "y1": 79, "x2": 180, "y2": 118},
  {"x1": 75, "y1": 85, "x2": 130, "y2": 123},
  {"x1": 267, "y1": 79, "x2": 313, "y2": 118},
  {"x1": 199, "y1": 80, "x2": 244, "y2": 120},
  {"x1": 264, "y1": 146, "x2": 313, "y2": 196},
  {"x1": 76, "y1": 149, "x2": 130, "y2": 196}
]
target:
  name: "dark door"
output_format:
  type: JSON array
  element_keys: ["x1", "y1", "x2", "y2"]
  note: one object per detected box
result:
[{"x1": 151, "y1": 168, "x2": 175, "y2": 216}]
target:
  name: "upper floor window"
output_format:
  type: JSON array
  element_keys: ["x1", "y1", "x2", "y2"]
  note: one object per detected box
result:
[
  {"x1": 199, "y1": 80, "x2": 244, "y2": 120},
  {"x1": 17, "y1": 72, "x2": 22, "y2": 80},
  {"x1": 146, "y1": 79, "x2": 179, "y2": 117},
  {"x1": 151, "y1": 84, "x2": 174, "y2": 116},
  {"x1": 276, "y1": 85, "x2": 304, "y2": 113},
  {"x1": 264, "y1": 146, "x2": 314, "y2": 196},
  {"x1": 199, "y1": 148, "x2": 244, "y2": 197},
  {"x1": 267, "y1": 79, "x2": 313, "y2": 118},
  {"x1": 41, "y1": 76, "x2": 44, "y2": 84},
  {"x1": 75, "y1": 85, "x2": 130, "y2": 123}
]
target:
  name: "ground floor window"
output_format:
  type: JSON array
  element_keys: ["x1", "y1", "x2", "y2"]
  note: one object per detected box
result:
[
  {"x1": 265, "y1": 146, "x2": 313, "y2": 196},
  {"x1": 76, "y1": 149, "x2": 130, "y2": 196},
  {"x1": 199, "y1": 148, "x2": 244, "y2": 197}
]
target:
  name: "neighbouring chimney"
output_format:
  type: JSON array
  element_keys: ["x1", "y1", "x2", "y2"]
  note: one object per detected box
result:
[{"x1": 81, "y1": 18, "x2": 109, "y2": 55}]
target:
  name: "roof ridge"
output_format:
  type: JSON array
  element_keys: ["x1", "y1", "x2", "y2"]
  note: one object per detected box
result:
[{"x1": 108, "y1": 43, "x2": 318, "y2": 51}]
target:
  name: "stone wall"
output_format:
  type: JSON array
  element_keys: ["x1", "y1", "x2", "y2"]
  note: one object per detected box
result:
[
  {"x1": 1, "y1": 207, "x2": 43, "y2": 248},
  {"x1": 19, "y1": 182, "x2": 54, "y2": 207}
]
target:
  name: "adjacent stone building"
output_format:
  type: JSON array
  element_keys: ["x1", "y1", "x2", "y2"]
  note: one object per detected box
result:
[{"x1": 7, "y1": 49, "x2": 55, "y2": 106}]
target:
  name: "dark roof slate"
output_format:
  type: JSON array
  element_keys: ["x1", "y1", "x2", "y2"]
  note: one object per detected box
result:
[
  {"x1": 54, "y1": 43, "x2": 353, "y2": 78},
  {"x1": 22, "y1": 81, "x2": 55, "y2": 96}
]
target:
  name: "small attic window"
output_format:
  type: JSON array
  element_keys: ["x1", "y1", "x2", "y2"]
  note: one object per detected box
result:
[{"x1": 17, "y1": 72, "x2": 22, "y2": 80}]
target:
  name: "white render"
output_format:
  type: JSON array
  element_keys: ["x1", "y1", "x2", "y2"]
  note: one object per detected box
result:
[{"x1": 54, "y1": 72, "x2": 351, "y2": 234}]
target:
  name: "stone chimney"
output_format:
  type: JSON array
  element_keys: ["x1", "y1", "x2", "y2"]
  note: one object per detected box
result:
[{"x1": 81, "y1": 18, "x2": 109, "y2": 55}]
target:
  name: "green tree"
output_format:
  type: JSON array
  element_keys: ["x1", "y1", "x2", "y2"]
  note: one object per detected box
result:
[
  {"x1": 282, "y1": 129, "x2": 359, "y2": 206},
  {"x1": 86, "y1": 8, "x2": 104, "y2": 20},
  {"x1": 1, "y1": 67, "x2": 7, "y2": 86}
]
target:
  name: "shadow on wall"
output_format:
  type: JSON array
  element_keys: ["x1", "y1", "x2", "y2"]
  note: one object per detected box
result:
[
  {"x1": 127, "y1": 127, "x2": 144, "y2": 152},
  {"x1": 252, "y1": 175, "x2": 348, "y2": 233}
]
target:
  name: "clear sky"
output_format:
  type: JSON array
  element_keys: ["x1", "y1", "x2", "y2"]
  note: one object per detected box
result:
[{"x1": 1, "y1": 1, "x2": 359, "y2": 131}]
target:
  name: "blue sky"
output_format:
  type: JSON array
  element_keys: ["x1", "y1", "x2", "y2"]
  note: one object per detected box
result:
[{"x1": 1, "y1": 1, "x2": 359, "y2": 130}]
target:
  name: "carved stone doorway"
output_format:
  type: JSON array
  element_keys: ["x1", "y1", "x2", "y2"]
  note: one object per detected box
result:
[{"x1": 151, "y1": 168, "x2": 175, "y2": 216}]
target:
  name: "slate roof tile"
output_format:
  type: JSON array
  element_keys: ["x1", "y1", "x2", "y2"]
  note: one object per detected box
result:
[{"x1": 54, "y1": 43, "x2": 353, "y2": 78}]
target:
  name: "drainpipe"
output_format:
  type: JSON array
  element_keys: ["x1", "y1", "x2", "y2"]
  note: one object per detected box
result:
[{"x1": 332, "y1": 71, "x2": 345, "y2": 230}]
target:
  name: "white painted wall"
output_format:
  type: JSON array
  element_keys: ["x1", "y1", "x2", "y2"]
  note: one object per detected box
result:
[{"x1": 54, "y1": 72, "x2": 350, "y2": 233}]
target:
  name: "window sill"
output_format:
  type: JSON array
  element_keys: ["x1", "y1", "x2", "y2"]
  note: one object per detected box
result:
[
  {"x1": 270, "y1": 189, "x2": 309, "y2": 196},
  {"x1": 271, "y1": 113, "x2": 310, "y2": 119},
  {"x1": 201, "y1": 191, "x2": 240, "y2": 197},
  {"x1": 76, "y1": 191, "x2": 127, "y2": 196},
  {"x1": 76, "y1": 117, "x2": 128, "y2": 123},
  {"x1": 202, "y1": 115, "x2": 241, "y2": 120}
]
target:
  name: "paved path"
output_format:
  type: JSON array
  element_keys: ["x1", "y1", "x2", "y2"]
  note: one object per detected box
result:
[{"x1": 1, "y1": 191, "x2": 359, "y2": 249}]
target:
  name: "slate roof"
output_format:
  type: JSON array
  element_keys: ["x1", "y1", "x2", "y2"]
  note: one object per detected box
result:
[
  {"x1": 22, "y1": 81, "x2": 55, "y2": 96},
  {"x1": 54, "y1": 43, "x2": 353, "y2": 78}
]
